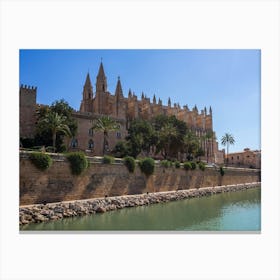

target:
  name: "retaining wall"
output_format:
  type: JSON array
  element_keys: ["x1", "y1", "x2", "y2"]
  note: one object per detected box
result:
[{"x1": 20, "y1": 153, "x2": 261, "y2": 206}]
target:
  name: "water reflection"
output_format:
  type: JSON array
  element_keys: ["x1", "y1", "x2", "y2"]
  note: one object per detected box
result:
[{"x1": 21, "y1": 188, "x2": 261, "y2": 231}]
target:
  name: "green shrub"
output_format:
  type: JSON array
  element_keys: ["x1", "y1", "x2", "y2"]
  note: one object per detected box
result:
[
  {"x1": 29, "y1": 152, "x2": 53, "y2": 171},
  {"x1": 198, "y1": 162, "x2": 206, "y2": 171},
  {"x1": 102, "y1": 155, "x2": 115, "y2": 164},
  {"x1": 124, "y1": 156, "x2": 136, "y2": 173},
  {"x1": 183, "y1": 161, "x2": 196, "y2": 171},
  {"x1": 174, "y1": 160, "x2": 181, "y2": 168},
  {"x1": 138, "y1": 157, "x2": 155, "y2": 176},
  {"x1": 183, "y1": 162, "x2": 192, "y2": 171},
  {"x1": 220, "y1": 166, "x2": 225, "y2": 176},
  {"x1": 67, "y1": 152, "x2": 88, "y2": 175},
  {"x1": 161, "y1": 160, "x2": 172, "y2": 168},
  {"x1": 190, "y1": 161, "x2": 197, "y2": 170}
]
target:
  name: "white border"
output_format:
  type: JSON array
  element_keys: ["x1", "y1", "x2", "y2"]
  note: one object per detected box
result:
[{"x1": 1, "y1": 1, "x2": 279, "y2": 280}]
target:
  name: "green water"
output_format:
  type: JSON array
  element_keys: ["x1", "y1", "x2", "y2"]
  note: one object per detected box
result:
[{"x1": 21, "y1": 187, "x2": 261, "y2": 231}]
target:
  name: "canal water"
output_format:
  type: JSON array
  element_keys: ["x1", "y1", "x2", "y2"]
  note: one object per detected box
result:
[{"x1": 21, "y1": 187, "x2": 261, "y2": 231}]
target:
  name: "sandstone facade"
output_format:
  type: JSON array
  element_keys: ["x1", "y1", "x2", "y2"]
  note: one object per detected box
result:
[
  {"x1": 227, "y1": 148, "x2": 261, "y2": 169},
  {"x1": 19, "y1": 62, "x2": 225, "y2": 163}
]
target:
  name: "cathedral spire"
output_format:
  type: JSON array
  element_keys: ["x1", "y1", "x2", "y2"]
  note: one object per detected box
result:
[
  {"x1": 115, "y1": 76, "x2": 123, "y2": 97},
  {"x1": 209, "y1": 106, "x2": 212, "y2": 115},
  {"x1": 96, "y1": 62, "x2": 107, "y2": 92}
]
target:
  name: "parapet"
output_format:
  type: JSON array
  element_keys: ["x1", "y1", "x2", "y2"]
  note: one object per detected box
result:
[{"x1": 20, "y1": 84, "x2": 37, "y2": 94}]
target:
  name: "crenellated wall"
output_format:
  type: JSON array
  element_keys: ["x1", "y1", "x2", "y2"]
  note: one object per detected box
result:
[{"x1": 20, "y1": 154, "x2": 260, "y2": 206}]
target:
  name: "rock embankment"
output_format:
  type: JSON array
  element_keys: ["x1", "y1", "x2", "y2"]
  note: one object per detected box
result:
[{"x1": 19, "y1": 182, "x2": 260, "y2": 226}]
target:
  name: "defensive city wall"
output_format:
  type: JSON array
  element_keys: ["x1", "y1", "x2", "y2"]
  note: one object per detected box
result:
[{"x1": 20, "y1": 152, "x2": 261, "y2": 206}]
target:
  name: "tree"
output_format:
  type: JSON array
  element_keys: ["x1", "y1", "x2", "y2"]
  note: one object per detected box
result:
[
  {"x1": 92, "y1": 116, "x2": 120, "y2": 155},
  {"x1": 33, "y1": 100, "x2": 77, "y2": 152},
  {"x1": 153, "y1": 115, "x2": 187, "y2": 159},
  {"x1": 157, "y1": 123, "x2": 179, "y2": 159},
  {"x1": 37, "y1": 111, "x2": 72, "y2": 152},
  {"x1": 221, "y1": 133, "x2": 235, "y2": 165},
  {"x1": 183, "y1": 130, "x2": 200, "y2": 161},
  {"x1": 126, "y1": 119, "x2": 155, "y2": 158}
]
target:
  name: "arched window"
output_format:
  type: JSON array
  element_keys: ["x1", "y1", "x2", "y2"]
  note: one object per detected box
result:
[
  {"x1": 116, "y1": 131, "x2": 121, "y2": 139},
  {"x1": 88, "y1": 128, "x2": 94, "y2": 136},
  {"x1": 88, "y1": 139, "x2": 94, "y2": 149},
  {"x1": 71, "y1": 139, "x2": 78, "y2": 148}
]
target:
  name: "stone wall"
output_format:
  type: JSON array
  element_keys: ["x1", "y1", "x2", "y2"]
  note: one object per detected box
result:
[{"x1": 20, "y1": 154, "x2": 261, "y2": 206}]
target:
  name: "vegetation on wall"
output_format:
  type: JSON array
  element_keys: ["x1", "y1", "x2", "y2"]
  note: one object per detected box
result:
[
  {"x1": 29, "y1": 152, "x2": 53, "y2": 171},
  {"x1": 174, "y1": 160, "x2": 181, "y2": 168},
  {"x1": 123, "y1": 156, "x2": 136, "y2": 173},
  {"x1": 184, "y1": 161, "x2": 197, "y2": 171},
  {"x1": 102, "y1": 155, "x2": 115, "y2": 164},
  {"x1": 66, "y1": 152, "x2": 88, "y2": 175},
  {"x1": 160, "y1": 160, "x2": 172, "y2": 168},
  {"x1": 198, "y1": 162, "x2": 206, "y2": 171},
  {"x1": 138, "y1": 157, "x2": 155, "y2": 176}
]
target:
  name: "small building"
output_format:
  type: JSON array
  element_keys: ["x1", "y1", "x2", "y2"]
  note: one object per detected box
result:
[{"x1": 227, "y1": 148, "x2": 261, "y2": 169}]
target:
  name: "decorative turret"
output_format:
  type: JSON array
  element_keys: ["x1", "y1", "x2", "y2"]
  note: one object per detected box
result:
[
  {"x1": 96, "y1": 62, "x2": 107, "y2": 92},
  {"x1": 209, "y1": 106, "x2": 212, "y2": 115},
  {"x1": 141, "y1": 92, "x2": 144, "y2": 100},
  {"x1": 204, "y1": 106, "x2": 207, "y2": 115},
  {"x1": 158, "y1": 98, "x2": 162, "y2": 105},
  {"x1": 193, "y1": 105, "x2": 198, "y2": 112}
]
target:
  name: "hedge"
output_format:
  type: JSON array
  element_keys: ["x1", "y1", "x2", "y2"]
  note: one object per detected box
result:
[
  {"x1": 29, "y1": 152, "x2": 53, "y2": 171},
  {"x1": 124, "y1": 156, "x2": 136, "y2": 173},
  {"x1": 103, "y1": 155, "x2": 115, "y2": 164},
  {"x1": 66, "y1": 152, "x2": 88, "y2": 175},
  {"x1": 138, "y1": 157, "x2": 155, "y2": 176}
]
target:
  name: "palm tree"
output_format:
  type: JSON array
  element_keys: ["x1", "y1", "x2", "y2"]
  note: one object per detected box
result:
[
  {"x1": 39, "y1": 111, "x2": 72, "y2": 152},
  {"x1": 221, "y1": 133, "x2": 235, "y2": 165},
  {"x1": 92, "y1": 116, "x2": 120, "y2": 155}
]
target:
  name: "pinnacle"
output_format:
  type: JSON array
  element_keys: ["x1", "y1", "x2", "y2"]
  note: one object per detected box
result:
[
  {"x1": 97, "y1": 62, "x2": 106, "y2": 78},
  {"x1": 84, "y1": 72, "x2": 92, "y2": 87}
]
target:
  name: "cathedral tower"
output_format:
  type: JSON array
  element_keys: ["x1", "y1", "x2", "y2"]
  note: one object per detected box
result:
[
  {"x1": 80, "y1": 72, "x2": 94, "y2": 112},
  {"x1": 95, "y1": 62, "x2": 108, "y2": 114}
]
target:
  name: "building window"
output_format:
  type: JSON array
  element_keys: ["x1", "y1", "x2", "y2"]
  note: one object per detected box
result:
[
  {"x1": 231, "y1": 156, "x2": 234, "y2": 160},
  {"x1": 116, "y1": 131, "x2": 121, "y2": 139},
  {"x1": 237, "y1": 156, "x2": 239, "y2": 160},
  {"x1": 88, "y1": 128, "x2": 94, "y2": 136},
  {"x1": 88, "y1": 139, "x2": 94, "y2": 149},
  {"x1": 71, "y1": 139, "x2": 78, "y2": 148}
]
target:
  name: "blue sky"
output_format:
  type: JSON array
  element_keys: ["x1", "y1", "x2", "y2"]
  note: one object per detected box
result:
[{"x1": 20, "y1": 49, "x2": 260, "y2": 153}]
